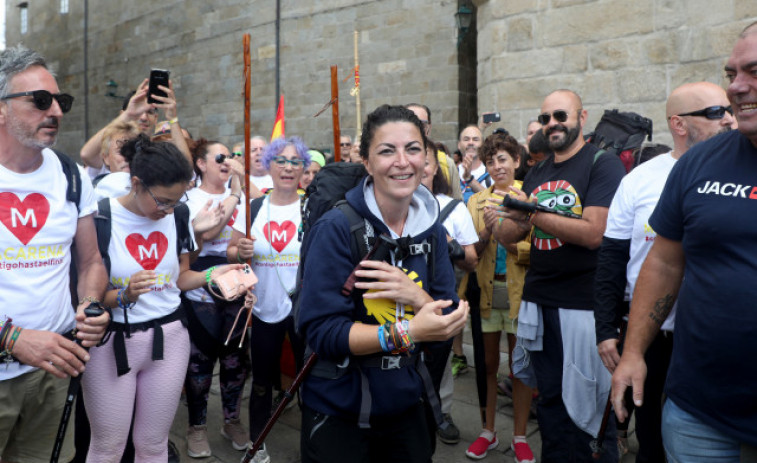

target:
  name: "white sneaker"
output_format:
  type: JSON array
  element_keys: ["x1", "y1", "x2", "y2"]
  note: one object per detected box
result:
[{"x1": 241, "y1": 443, "x2": 271, "y2": 463}]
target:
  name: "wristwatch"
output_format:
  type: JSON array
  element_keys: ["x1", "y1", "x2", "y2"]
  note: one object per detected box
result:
[{"x1": 466, "y1": 175, "x2": 475, "y2": 184}]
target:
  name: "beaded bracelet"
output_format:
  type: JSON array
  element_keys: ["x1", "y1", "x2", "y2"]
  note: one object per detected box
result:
[
  {"x1": 205, "y1": 266, "x2": 217, "y2": 285},
  {"x1": 116, "y1": 288, "x2": 135, "y2": 310}
]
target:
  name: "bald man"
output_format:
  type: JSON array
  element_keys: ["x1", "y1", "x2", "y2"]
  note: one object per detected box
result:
[
  {"x1": 612, "y1": 23, "x2": 757, "y2": 460},
  {"x1": 594, "y1": 81, "x2": 735, "y2": 462},
  {"x1": 495, "y1": 89, "x2": 626, "y2": 462}
]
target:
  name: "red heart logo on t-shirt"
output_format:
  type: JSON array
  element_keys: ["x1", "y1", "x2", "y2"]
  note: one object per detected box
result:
[
  {"x1": 263, "y1": 221, "x2": 296, "y2": 253},
  {"x1": 0, "y1": 193, "x2": 50, "y2": 245},
  {"x1": 125, "y1": 232, "x2": 168, "y2": 270},
  {"x1": 228, "y1": 209, "x2": 239, "y2": 227}
]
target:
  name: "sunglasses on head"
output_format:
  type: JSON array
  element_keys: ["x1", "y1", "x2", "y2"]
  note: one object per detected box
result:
[
  {"x1": 675, "y1": 105, "x2": 733, "y2": 120},
  {"x1": 537, "y1": 110, "x2": 570, "y2": 125},
  {"x1": 215, "y1": 152, "x2": 242, "y2": 163},
  {"x1": 1, "y1": 90, "x2": 74, "y2": 113}
]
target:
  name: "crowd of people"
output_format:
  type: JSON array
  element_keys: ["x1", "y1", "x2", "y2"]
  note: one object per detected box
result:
[{"x1": 2, "y1": 19, "x2": 757, "y2": 463}]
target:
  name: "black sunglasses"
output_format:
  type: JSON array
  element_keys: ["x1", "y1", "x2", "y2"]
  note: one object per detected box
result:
[
  {"x1": 537, "y1": 110, "x2": 570, "y2": 125},
  {"x1": 215, "y1": 153, "x2": 242, "y2": 163},
  {"x1": 675, "y1": 105, "x2": 733, "y2": 120},
  {"x1": 1, "y1": 90, "x2": 74, "y2": 113}
]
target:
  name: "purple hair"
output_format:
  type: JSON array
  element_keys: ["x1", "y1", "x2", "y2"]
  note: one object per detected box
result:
[{"x1": 261, "y1": 136, "x2": 311, "y2": 170}]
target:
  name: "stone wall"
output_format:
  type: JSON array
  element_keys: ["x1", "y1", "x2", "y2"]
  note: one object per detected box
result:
[
  {"x1": 4, "y1": 0, "x2": 467, "y2": 157},
  {"x1": 475, "y1": 0, "x2": 757, "y2": 146}
]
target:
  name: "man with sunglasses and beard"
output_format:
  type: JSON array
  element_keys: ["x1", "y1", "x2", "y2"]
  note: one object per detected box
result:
[
  {"x1": 0, "y1": 45, "x2": 109, "y2": 463},
  {"x1": 595, "y1": 81, "x2": 735, "y2": 462},
  {"x1": 494, "y1": 89, "x2": 626, "y2": 462}
]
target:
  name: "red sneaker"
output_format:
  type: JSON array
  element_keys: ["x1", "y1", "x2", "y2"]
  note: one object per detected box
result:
[
  {"x1": 511, "y1": 440, "x2": 536, "y2": 463},
  {"x1": 465, "y1": 434, "x2": 498, "y2": 460}
]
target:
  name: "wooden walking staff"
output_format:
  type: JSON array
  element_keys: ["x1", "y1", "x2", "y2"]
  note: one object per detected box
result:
[
  {"x1": 243, "y1": 34, "x2": 252, "y2": 241},
  {"x1": 331, "y1": 65, "x2": 341, "y2": 161},
  {"x1": 352, "y1": 31, "x2": 362, "y2": 137}
]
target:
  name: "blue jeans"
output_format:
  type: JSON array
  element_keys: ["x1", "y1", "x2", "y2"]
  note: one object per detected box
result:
[{"x1": 662, "y1": 399, "x2": 740, "y2": 462}]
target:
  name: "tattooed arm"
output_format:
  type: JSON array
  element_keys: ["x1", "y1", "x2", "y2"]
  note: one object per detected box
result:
[{"x1": 611, "y1": 235, "x2": 684, "y2": 423}]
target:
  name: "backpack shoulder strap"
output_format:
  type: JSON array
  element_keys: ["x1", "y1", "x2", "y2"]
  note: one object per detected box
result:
[
  {"x1": 335, "y1": 201, "x2": 373, "y2": 263},
  {"x1": 94, "y1": 197, "x2": 112, "y2": 274},
  {"x1": 53, "y1": 149, "x2": 82, "y2": 213},
  {"x1": 249, "y1": 196, "x2": 266, "y2": 227},
  {"x1": 439, "y1": 199, "x2": 462, "y2": 224},
  {"x1": 173, "y1": 203, "x2": 194, "y2": 255}
]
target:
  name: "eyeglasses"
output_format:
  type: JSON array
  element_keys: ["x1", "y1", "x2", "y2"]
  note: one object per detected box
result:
[
  {"x1": 139, "y1": 178, "x2": 188, "y2": 210},
  {"x1": 215, "y1": 152, "x2": 242, "y2": 163},
  {"x1": 675, "y1": 105, "x2": 733, "y2": 120},
  {"x1": 537, "y1": 110, "x2": 570, "y2": 125},
  {"x1": 1, "y1": 90, "x2": 74, "y2": 113},
  {"x1": 271, "y1": 156, "x2": 305, "y2": 168},
  {"x1": 340, "y1": 143, "x2": 352, "y2": 148}
]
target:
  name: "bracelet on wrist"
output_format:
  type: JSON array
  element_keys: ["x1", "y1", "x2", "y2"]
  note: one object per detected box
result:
[
  {"x1": 0, "y1": 318, "x2": 13, "y2": 351},
  {"x1": 230, "y1": 192, "x2": 242, "y2": 203},
  {"x1": 6, "y1": 326, "x2": 22, "y2": 355},
  {"x1": 205, "y1": 266, "x2": 217, "y2": 285},
  {"x1": 466, "y1": 175, "x2": 475, "y2": 184},
  {"x1": 236, "y1": 249, "x2": 245, "y2": 264}
]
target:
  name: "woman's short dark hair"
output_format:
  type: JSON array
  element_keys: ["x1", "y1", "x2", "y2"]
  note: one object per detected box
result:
[
  {"x1": 359, "y1": 105, "x2": 428, "y2": 160},
  {"x1": 479, "y1": 132, "x2": 520, "y2": 165},
  {"x1": 120, "y1": 134, "x2": 193, "y2": 187},
  {"x1": 190, "y1": 138, "x2": 223, "y2": 180}
]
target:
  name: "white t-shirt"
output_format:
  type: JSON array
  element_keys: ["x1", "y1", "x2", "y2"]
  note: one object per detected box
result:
[
  {"x1": 250, "y1": 174, "x2": 273, "y2": 192},
  {"x1": 605, "y1": 152, "x2": 677, "y2": 331},
  {"x1": 233, "y1": 195, "x2": 300, "y2": 323},
  {"x1": 0, "y1": 149, "x2": 97, "y2": 380},
  {"x1": 106, "y1": 198, "x2": 188, "y2": 324},
  {"x1": 94, "y1": 172, "x2": 131, "y2": 201},
  {"x1": 184, "y1": 186, "x2": 244, "y2": 302},
  {"x1": 437, "y1": 194, "x2": 478, "y2": 245}
]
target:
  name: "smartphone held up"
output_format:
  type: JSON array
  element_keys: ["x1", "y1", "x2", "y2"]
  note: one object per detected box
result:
[{"x1": 147, "y1": 69, "x2": 170, "y2": 104}]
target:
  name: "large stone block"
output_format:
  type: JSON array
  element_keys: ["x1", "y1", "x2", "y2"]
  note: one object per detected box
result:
[
  {"x1": 589, "y1": 40, "x2": 633, "y2": 71},
  {"x1": 507, "y1": 17, "x2": 534, "y2": 51},
  {"x1": 668, "y1": 61, "x2": 729, "y2": 90},
  {"x1": 618, "y1": 67, "x2": 666, "y2": 102},
  {"x1": 563, "y1": 44, "x2": 589, "y2": 73},
  {"x1": 542, "y1": 0, "x2": 654, "y2": 47},
  {"x1": 489, "y1": 47, "x2": 563, "y2": 80},
  {"x1": 642, "y1": 32, "x2": 677, "y2": 65},
  {"x1": 735, "y1": 2, "x2": 757, "y2": 19},
  {"x1": 478, "y1": 20, "x2": 509, "y2": 61}
]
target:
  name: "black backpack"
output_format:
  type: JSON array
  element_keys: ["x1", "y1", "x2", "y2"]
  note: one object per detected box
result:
[{"x1": 586, "y1": 109, "x2": 654, "y2": 173}]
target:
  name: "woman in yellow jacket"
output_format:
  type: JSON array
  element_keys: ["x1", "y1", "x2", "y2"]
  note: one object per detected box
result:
[{"x1": 460, "y1": 132, "x2": 535, "y2": 463}]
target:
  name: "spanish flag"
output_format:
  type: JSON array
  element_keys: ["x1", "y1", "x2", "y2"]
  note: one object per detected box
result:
[{"x1": 271, "y1": 94, "x2": 285, "y2": 141}]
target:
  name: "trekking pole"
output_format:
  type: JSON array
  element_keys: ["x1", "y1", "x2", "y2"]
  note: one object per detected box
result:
[
  {"x1": 590, "y1": 318, "x2": 628, "y2": 460},
  {"x1": 241, "y1": 352, "x2": 318, "y2": 463},
  {"x1": 50, "y1": 303, "x2": 105, "y2": 463}
]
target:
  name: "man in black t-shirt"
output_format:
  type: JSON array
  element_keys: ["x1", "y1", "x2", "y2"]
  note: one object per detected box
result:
[{"x1": 494, "y1": 89, "x2": 625, "y2": 462}]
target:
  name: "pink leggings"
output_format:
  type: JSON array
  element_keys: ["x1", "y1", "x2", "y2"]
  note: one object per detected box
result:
[{"x1": 82, "y1": 320, "x2": 190, "y2": 463}]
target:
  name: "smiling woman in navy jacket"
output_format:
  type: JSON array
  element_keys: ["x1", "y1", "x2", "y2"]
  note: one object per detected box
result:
[{"x1": 297, "y1": 105, "x2": 469, "y2": 463}]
